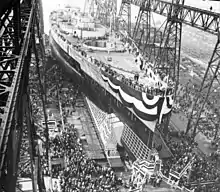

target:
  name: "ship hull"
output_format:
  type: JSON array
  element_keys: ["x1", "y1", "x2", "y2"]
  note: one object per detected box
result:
[{"x1": 49, "y1": 31, "x2": 155, "y2": 160}]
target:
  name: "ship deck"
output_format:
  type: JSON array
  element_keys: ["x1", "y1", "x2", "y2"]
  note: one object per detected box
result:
[
  {"x1": 63, "y1": 33, "x2": 162, "y2": 88},
  {"x1": 88, "y1": 51, "x2": 140, "y2": 76},
  {"x1": 65, "y1": 35, "x2": 140, "y2": 75}
]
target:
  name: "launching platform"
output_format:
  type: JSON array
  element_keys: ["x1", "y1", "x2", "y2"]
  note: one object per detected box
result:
[{"x1": 65, "y1": 97, "x2": 105, "y2": 160}]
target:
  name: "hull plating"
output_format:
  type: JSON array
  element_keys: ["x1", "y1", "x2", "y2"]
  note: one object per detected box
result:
[{"x1": 49, "y1": 33, "x2": 154, "y2": 154}]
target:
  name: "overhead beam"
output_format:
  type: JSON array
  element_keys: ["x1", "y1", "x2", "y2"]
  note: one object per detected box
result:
[{"x1": 130, "y1": 0, "x2": 219, "y2": 35}]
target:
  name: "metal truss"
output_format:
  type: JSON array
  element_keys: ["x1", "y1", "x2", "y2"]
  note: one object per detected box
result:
[
  {"x1": 130, "y1": 0, "x2": 220, "y2": 35},
  {"x1": 132, "y1": 0, "x2": 163, "y2": 62},
  {"x1": 83, "y1": 0, "x2": 108, "y2": 25},
  {"x1": 98, "y1": 1, "x2": 109, "y2": 26},
  {"x1": 88, "y1": 0, "x2": 220, "y2": 142},
  {"x1": 120, "y1": 0, "x2": 220, "y2": 140},
  {"x1": 118, "y1": 0, "x2": 131, "y2": 36},
  {"x1": 132, "y1": 0, "x2": 151, "y2": 47},
  {"x1": 186, "y1": 32, "x2": 220, "y2": 139},
  {"x1": 32, "y1": 8, "x2": 51, "y2": 166},
  {"x1": 16, "y1": 13, "x2": 47, "y2": 191},
  {"x1": 155, "y1": 0, "x2": 184, "y2": 97},
  {"x1": 84, "y1": 0, "x2": 93, "y2": 15},
  {"x1": 17, "y1": 88, "x2": 39, "y2": 192},
  {"x1": 0, "y1": 0, "x2": 33, "y2": 185},
  {"x1": 143, "y1": 28, "x2": 163, "y2": 63},
  {"x1": 84, "y1": 0, "x2": 100, "y2": 17},
  {"x1": 0, "y1": 0, "x2": 45, "y2": 191},
  {"x1": 105, "y1": 0, "x2": 117, "y2": 30}
]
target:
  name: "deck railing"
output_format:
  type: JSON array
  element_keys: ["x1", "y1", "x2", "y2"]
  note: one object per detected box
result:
[{"x1": 50, "y1": 25, "x2": 174, "y2": 97}]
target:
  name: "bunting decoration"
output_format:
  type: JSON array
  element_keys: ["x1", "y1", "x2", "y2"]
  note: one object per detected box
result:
[{"x1": 101, "y1": 74, "x2": 173, "y2": 122}]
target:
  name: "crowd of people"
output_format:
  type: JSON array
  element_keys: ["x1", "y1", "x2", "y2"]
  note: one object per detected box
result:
[
  {"x1": 175, "y1": 77, "x2": 219, "y2": 141},
  {"x1": 160, "y1": 129, "x2": 220, "y2": 191},
  {"x1": 101, "y1": 65, "x2": 173, "y2": 96},
  {"x1": 41, "y1": 64, "x2": 128, "y2": 192},
  {"x1": 158, "y1": 56, "x2": 220, "y2": 191},
  {"x1": 25, "y1": 64, "x2": 219, "y2": 192},
  {"x1": 37, "y1": 62, "x2": 181, "y2": 192},
  {"x1": 22, "y1": 26, "x2": 220, "y2": 192},
  {"x1": 57, "y1": 126, "x2": 125, "y2": 192}
]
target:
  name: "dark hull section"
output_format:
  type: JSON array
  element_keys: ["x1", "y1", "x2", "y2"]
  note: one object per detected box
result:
[
  {"x1": 50, "y1": 37, "x2": 83, "y2": 84},
  {"x1": 50, "y1": 34, "x2": 155, "y2": 159}
]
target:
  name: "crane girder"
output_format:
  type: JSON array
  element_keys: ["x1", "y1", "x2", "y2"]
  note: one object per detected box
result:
[{"x1": 128, "y1": 0, "x2": 219, "y2": 35}]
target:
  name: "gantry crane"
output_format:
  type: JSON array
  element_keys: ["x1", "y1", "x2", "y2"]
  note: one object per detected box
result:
[
  {"x1": 88, "y1": 0, "x2": 220, "y2": 139},
  {"x1": 132, "y1": 0, "x2": 151, "y2": 51},
  {"x1": 0, "y1": 0, "x2": 47, "y2": 191},
  {"x1": 117, "y1": 0, "x2": 220, "y2": 139},
  {"x1": 84, "y1": 0, "x2": 117, "y2": 29}
]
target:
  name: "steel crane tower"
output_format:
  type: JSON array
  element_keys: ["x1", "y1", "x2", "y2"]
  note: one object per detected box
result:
[
  {"x1": 84, "y1": 0, "x2": 117, "y2": 28},
  {"x1": 154, "y1": 0, "x2": 184, "y2": 96},
  {"x1": 186, "y1": 28, "x2": 220, "y2": 139},
  {"x1": 98, "y1": 1, "x2": 109, "y2": 25},
  {"x1": 84, "y1": 0, "x2": 97, "y2": 16},
  {"x1": 84, "y1": 0, "x2": 104, "y2": 23},
  {"x1": 154, "y1": 0, "x2": 184, "y2": 135},
  {"x1": 0, "y1": 0, "x2": 46, "y2": 191},
  {"x1": 105, "y1": 0, "x2": 117, "y2": 30},
  {"x1": 118, "y1": 0, "x2": 131, "y2": 36},
  {"x1": 132, "y1": 0, "x2": 151, "y2": 49},
  {"x1": 132, "y1": 1, "x2": 162, "y2": 63}
]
